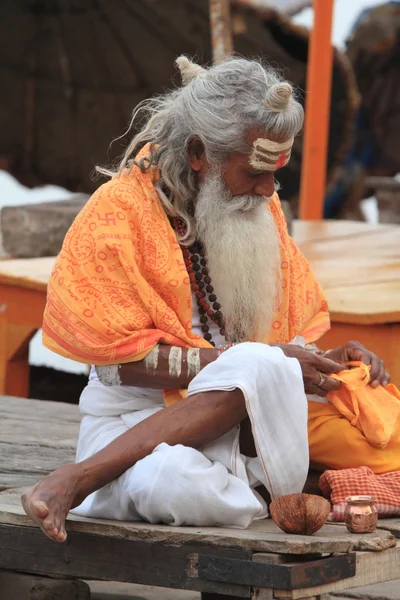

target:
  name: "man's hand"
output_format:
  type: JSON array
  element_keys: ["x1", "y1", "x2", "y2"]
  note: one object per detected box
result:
[
  {"x1": 278, "y1": 345, "x2": 344, "y2": 397},
  {"x1": 324, "y1": 341, "x2": 390, "y2": 388}
]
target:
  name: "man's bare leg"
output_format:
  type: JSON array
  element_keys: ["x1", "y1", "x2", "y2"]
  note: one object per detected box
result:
[{"x1": 22, "y1": 388, "x2": 247, "y2": 542}]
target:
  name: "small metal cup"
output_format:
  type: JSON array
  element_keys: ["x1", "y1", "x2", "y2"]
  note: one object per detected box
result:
[{"x1": 344, "y1": 495, "x2": 378, "y2": 533}]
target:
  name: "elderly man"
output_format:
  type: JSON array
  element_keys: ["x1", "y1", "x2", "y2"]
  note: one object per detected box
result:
[{"x1": 22, "y1": 57, "x2": 394, "y2": 543}]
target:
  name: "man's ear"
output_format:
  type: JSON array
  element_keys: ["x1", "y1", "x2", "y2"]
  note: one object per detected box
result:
[{"x1": 187, "y1": 137, "x2": 206, "y2": 172}]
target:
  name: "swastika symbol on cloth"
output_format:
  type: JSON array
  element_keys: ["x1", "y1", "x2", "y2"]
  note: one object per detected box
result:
[{"x1": 97, "y1": 212, "x2": 116, "y2": 226}]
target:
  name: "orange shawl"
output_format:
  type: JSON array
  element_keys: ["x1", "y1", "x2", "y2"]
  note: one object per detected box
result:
[{"x1": 43, "y1": 146, "x2": 330, "y2": 403}]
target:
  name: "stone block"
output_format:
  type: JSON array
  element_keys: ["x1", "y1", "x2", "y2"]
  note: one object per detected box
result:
[
  {"x1": 1, "y1": 196, "x2": 88, "y2": 258},
  {"x1": 0, "y1": 570, "x2": 90, "y2": 600}
]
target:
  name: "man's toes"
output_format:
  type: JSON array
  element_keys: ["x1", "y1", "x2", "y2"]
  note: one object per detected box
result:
[
  {"x1": 42, "y1": 510, "x2": 68, "y2": 542},
  {"x1": 42, "y1": 514, "x2": 57, "y2": 533},
  {"x1": 55, "y1": 529, "x2": 67, "y2": 543},
  {"x1": 39, "y1": 524, "x2": 62, "y2": 543},
  {"x1": 21, "y1": 492, "x2": 49, "y2": 521},
  {"x1": 31, "y1": 499, "x2": 50, "y2": 519}
]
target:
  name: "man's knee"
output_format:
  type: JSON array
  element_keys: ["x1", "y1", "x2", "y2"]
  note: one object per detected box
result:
[
  {"x1": 128, "y1": 442, "x2": 261, "y2": 527},
  {"x1": 129, "y1": 442, "x2": 220, "y2": 510}
]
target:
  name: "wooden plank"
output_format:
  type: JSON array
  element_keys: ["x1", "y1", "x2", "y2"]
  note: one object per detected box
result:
[
  {"x1": 0, "y1": 523, "x2": 251, "y2": 598},
  {"x1": 293, "y1": 221, "x2": 400, "y2": 323},
  {"x1": 202, "y1": 594, "x2": 238, "y2": 600},
  {"x1": 0, "y1": 441, "x2": 76, "y2": 477},
  {"x1": 0, "y1": 473, "x2": 52, "y2": 491},
  {"x1": 273, "y1": 544, "x2": 400, "y2": 599},
  {"x1": 0, "y1": 418, "x2": 78, "y2": 447},
  {"x1": 198, "y1": 554, "x2": 356, "y2": 590},
  {"x1": 0, "y1": 419, "x2": 77, "y2": 488},
  {"x1": 252, "y1": 553, "x2": 284, "y2": 600},
  {"x1": 292, "y1": 220, "x2": 398, "y2": 246},
  {"x1": 0, "y1": 491, "x2": 396, "y2": 556},
  {"x1": 0, "y1": 284, "x2": 46, "y2": 327},
  {"x1": 0, "y1": 257, "x2": 55, "y2": 292},
  {"x1": 0, "y1": 397, "x2": 79, "y2": 489},
  {"x1": 293, "y1": 222, "x2": 400, "y2": 323},
  {"x1": 0, "y1": 396, "x2": 80, "y2": 424},
  {"x1": 0, "y1": 322, "x2": 36, "y2": 397}
]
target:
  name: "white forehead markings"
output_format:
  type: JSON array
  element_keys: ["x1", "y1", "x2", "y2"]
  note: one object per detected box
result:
[
  {"x1": 249, "y1": 137, "x2": 294, "y2": 171},
  {"x1": 253, "y1": 137, "x2": 294, "y2": 153}
]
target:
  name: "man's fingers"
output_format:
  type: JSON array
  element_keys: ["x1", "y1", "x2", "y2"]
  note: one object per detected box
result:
[
  {"x1": 315, "y1": 355, "x2": 344, "y2": 375},
  {"x1": 383, "y1": 371, "x2": 391, "y2": 386},
  {"x1": 319, "y1": 375, "x2": 342, "y2": 392},
  {"x1": 370, "y1": 359, "x2": 387, "y2": 388},
  {"x1": 378, "y1": 361, "x2": 387, "y2": 385},
  {"x1": 307, "y1": 383, "x2": 328, "y2": 397},
  {"x1": 305, "y1": 374, "x2": 341, "y2": 397},
  {"x1": 369, "y1": 355, "x2": 381, "y2": 383}
]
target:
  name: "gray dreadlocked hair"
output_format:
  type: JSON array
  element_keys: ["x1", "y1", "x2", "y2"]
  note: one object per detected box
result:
[{"x1": 97, "y1": 56, "x2": 304, "y2": 245}]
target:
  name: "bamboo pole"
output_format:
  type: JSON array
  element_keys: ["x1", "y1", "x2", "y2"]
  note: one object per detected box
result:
[
  {"x1": 209, "y1": 0, "x2": 233, "y2": 63},
  {"x1": 299, "y1": 0, "x2": 334, "y2": 220}
]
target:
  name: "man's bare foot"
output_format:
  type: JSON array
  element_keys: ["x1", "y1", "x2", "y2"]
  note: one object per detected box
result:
[{"x1": 21, "y1": 463, "x2": 85, "y2": 543}]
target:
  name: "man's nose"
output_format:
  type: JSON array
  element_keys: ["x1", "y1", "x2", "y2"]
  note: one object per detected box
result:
[{"x1": 254, "y1": 177, "x2": 275, "y2": 198}]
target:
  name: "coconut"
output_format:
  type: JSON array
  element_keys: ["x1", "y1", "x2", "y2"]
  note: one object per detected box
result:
[{"x1": 269, "y1": 493, "x2": 330, "y2": 536}]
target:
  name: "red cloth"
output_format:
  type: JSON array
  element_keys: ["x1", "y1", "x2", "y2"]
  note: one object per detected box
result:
[{"x1": 319, "y1": 466, "x2": 400, "y2": 521}]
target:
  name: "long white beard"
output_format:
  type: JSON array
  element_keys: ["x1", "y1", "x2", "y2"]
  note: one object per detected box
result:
[{"x1": 195, "y1": 170, "x2": 281, "y2": 343}]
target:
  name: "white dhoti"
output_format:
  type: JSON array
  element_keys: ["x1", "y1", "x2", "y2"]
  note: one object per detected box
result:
[{"x1": 72, "y1": 343, "x2": 309, "y2": 528}]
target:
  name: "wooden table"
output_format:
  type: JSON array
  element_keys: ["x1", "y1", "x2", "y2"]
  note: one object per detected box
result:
[
  {"x1": 0, "y1": 221, "x2": 399, "y2": 397},
  {"x1": 0, "y1": 257, "x2": 53, "y2": 396},
  {"x1": 1, "y1": 396, "x2": 399, "y2": 600},
  {"x1": 293, "y1": 221, "x2": 400, "y2": 385}
]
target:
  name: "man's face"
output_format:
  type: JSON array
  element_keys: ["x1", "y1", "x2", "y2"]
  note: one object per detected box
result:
[
  {"x1": 189, "y1": 128, "x2": 293, "y2": 201},
  {"x1": 221, "y1": 129, "x2": 292, "y2": 199}
]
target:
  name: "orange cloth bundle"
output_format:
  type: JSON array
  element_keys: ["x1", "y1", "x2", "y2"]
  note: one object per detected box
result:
[
  {"x1": 327, "y1": 362, "x2": 400, "y2": 449},
  {"x1": 42, "y1": 145, "x2": 330, "y2": 405}
]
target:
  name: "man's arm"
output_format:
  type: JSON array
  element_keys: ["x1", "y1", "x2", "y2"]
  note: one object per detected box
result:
[
  {"x1": 98, "y1": 345, "x2": 220, "y2": 389},
  {"x1": 114, "y1": 341, "x2": 389, "y2": 391},
  {"x1": 98, "y1": 343, "x2": 344, "y2": 395}
]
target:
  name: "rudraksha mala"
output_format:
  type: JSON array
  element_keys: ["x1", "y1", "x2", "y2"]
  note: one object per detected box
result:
[{"x1": 174, "y1": 218, "x2": 226, "y2": 347}]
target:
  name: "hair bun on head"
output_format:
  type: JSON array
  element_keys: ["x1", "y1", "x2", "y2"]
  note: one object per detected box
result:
[
  {"x1": 175, "y1": 55, "x2": 206, "y2": 86},
  {"x1": 264, "y1": 82, "x2": 293, "y2": 112}
]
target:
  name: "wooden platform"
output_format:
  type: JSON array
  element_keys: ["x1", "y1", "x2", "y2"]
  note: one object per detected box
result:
[{"x1": 1, "y1": 396, "x2": 400, "y2": 599}]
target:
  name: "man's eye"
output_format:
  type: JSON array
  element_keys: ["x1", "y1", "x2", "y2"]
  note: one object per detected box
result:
[{"x1": 248, "y1": 170, "x2": 264, "y2": 177}]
